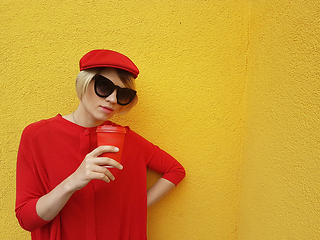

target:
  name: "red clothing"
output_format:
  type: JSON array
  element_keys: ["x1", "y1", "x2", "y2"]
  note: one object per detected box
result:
[{"x1": 16, "y1": 115, "x2": 185, "y2": 240}]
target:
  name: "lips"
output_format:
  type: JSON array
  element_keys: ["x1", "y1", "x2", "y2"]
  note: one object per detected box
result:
[{"x1": 100, "y1": 106, "x2": 114, "y2": 113}]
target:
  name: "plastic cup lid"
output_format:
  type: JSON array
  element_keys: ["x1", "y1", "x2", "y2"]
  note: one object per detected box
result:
[{"x1": 96, "y1": 125, "x2": 126, "y2": 133}]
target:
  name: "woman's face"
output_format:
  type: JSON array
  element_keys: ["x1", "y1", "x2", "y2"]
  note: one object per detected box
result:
[{"x1": 79, "y1": 68, "x2": 126, "y2": 126}]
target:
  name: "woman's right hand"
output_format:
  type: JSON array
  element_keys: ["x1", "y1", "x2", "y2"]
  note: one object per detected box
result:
[
  {"x1": 36, "y1": 146, "x2": 123, "y2": 221},
  {"x1": 66, "y1": 146, "x2": 123, "y2": 192}
]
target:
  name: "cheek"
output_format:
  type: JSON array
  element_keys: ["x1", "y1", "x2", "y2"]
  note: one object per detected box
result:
[
  {"x1": 83, "y1": 83, "x2": 99, "y2": 102},
  {"x1": 87, "y1": 90, "x2": 97, "y2": 101}
]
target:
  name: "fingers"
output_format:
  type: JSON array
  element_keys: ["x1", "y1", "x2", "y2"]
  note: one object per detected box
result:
[
  {"x1": 83, "y1": 156, "x2": 123, "y2": 183},
  {"x1": 77, "y1": 146, "x2": 123, "y2": 185},
  {"x1": 89, "y1": 145, "x2": 120, "y2": 157},
  {"x1": 80, "y1": 160, "x2": 116, "y2": 184},
  {"x1": 90, "y1": 165, "x2": 115, "y2": 182},
  {"x1": 86, "y1": 145, "x2": 123, "y2": 169},
  {"x1": 89, "y1": 156, "x2": 123, "y2": 170},
  {"x1": 99, "y1": 158, "x2": 123, "y2": 170}
]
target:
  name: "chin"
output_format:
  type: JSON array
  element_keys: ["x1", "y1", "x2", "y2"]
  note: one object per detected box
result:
[{"x1": 102, "y1": 113, "x2": 115, "y2": 121}]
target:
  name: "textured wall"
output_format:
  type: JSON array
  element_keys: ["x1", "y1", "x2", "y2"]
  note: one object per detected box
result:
[
  {"x1": 4, "y1": 1, "x2": 318, "y2": 239},
  {"x1": 1, "y1": 1, "x2": 247, "y2": 239},
  {"x1": 238, "y1": 1, "x2": 320, "y2": 239}
]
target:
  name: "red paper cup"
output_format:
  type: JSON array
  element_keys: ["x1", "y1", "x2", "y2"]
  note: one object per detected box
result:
[{"x1": 96, "y1": 125, "x2": 126, "y2": 167}]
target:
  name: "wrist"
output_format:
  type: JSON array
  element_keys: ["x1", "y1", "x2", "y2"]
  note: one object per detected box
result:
[{"x1": 63, "y1": 175, "x2": 79, "y2": 194}]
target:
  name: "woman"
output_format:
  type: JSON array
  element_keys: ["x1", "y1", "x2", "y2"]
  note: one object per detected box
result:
[{"x1": 15, "y1": 49, "x2": 185, "y2": 240}]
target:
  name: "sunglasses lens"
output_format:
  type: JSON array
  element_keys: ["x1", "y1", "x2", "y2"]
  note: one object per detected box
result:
[
  {"x1": 95, "y1": 78, "x2": 114, "y2": 98},
  {"x1": 94, "y1": 75, "x2": 136, "y2": 106},
  {"x1": 117, "y1": 89, "x2": 136, "y2": 106}
]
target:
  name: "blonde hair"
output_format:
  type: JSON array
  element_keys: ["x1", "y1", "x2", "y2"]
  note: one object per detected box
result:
[{"x1": 75, "y1": 67, "x2": 138, "y2": 114}]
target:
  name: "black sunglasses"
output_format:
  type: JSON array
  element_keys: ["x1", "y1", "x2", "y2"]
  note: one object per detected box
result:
[{"x1": 93, "y1": 75, "x2": 137, "y2": 106}]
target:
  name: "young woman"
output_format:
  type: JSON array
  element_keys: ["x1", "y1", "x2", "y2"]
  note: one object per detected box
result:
[{"x1": 15, "y1": 49, "x2": 185, "y2": 240}]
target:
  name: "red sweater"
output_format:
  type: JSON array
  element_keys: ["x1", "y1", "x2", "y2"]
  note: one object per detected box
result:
[{"x1": 16, "y1": 115, "x2": 185, "y2": 240}]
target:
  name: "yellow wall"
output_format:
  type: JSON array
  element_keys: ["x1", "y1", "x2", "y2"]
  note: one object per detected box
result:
[
  {"x1": 1, "y1": 1, "x2": 246, "y2": 239},
  {"x1": 238, "y1": 1, "x2": 320, "y2": 239},
  {"x1": 1, "y1": 0, "x2": 319, "y2": 239}
]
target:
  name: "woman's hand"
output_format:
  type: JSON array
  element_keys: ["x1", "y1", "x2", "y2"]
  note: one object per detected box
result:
[
  {"x1": 36, "y1": 145, "x2": 123, "y2": 221},
  {"x1": 67, "y1": 146, "x2": 123, "y2": 192}
]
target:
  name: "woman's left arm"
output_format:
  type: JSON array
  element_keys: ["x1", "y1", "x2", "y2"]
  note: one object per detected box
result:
[
  {"x1": 145, "y1": 146, "x2": 185, "y2": 207},
  {"x1": 126, "y1": 129, "x2": 185, "y2": 206},
  {"x1": 147, "y1": 178, "x2": 176, "y2": 207}
]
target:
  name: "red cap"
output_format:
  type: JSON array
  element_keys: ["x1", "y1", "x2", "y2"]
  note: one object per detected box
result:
[{"x1": 79, "y1": 49, "x2": 139, "y2": 78}]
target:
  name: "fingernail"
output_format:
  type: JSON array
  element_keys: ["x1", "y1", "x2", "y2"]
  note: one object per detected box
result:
[{"x1": 115, "y1": 147, "x2": 119, "y2": 151}]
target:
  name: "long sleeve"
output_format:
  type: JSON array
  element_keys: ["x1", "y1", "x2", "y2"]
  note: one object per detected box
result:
[
  {"x1": 15, "y1": 115, "x2": 185, "y2": 239},
  {"x1": 147, "y1": 146, "x2": 186, "y2": 186},
  {"x1": 15, "y1": 125, "x2": 50, "y2": 231},
  {"x1": 124, "y1": 126, "x2": 186, "y2": 186}
]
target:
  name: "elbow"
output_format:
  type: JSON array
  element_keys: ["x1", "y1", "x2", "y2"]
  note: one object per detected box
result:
[
  {"x1": 15, "y1": 200, "x2": 49, "y2": 232},
  {"x1": 179, "y1": 167, "x2": 186, "y2": 184},
  {"x1": 164, "y1": 165, "x2": 186, "y2": 186},
  {"x1": 16, "y1": 212, "x2": 47, "y2": 232},
  {"x1": 16, "y1": 212, "x2": 34, "y2": 232},
  {"x1": 177, "y1": 163, "x2": 186, "y2": 181}
]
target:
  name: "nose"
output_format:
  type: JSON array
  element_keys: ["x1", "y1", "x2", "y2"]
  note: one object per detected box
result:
[{"x1": 105, "y1": 89, "x2": 117, "y2": 103}]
